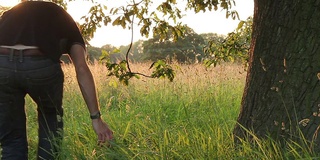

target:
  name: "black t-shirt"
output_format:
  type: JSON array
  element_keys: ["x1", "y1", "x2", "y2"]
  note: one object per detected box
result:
[{"x1": 0, "y1": 1, "x2": 85, "y2": 62}]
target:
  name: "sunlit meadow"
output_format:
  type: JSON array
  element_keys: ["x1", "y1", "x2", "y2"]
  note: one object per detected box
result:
[
  {"x1": 22, "y1": 62, "x2": 246, "y2": 159},
  {"x1": 6, "y1": 61, "x2": 316, "y2": 159}
]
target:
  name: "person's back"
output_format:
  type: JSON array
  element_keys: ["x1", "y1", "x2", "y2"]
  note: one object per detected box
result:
[
  {"x1": 0, "y1": 1, "x2": 85, "y2": 62},
  {"x1": 0, "y1": 1, "x2": 113, "y2": 160}
]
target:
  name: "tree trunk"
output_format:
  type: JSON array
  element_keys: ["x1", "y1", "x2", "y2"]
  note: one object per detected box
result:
[{"x1": 233, "y1": 0, "x2": 320, "y2": 150}]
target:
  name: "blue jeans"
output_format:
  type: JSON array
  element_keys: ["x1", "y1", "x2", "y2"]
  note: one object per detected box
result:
[{"x1": 0, "y1": 54, "x2": 64, "y2": 160}]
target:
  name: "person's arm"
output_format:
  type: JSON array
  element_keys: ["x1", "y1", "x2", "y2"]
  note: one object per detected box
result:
[{"x1": 69, "y1": 44, "x2": 113, "y2": 143}]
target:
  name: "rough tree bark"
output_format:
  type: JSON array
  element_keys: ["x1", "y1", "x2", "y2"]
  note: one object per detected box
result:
[{"x1": 233, "y1": 0, "x2": 320, "y2": 150}]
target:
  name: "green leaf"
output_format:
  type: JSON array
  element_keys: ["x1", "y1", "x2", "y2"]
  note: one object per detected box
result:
[
  {"x1": 237, "y1": 21, "x2": 245, "y2": 31},
  {"x1": 112, "y1": 17, "x2": 121, "y2": 26}
]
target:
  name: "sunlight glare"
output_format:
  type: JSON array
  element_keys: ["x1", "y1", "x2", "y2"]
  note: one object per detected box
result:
[{"x1": 0, "y1": 0, "x2": 20, "y2": 7}]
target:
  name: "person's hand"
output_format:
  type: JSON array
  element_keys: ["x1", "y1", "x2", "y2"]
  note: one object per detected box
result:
[{"x1": 92, "y1": 118, "x2": 113, "y2": 144}]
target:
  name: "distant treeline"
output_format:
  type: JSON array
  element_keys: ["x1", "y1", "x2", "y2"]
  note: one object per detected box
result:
[{"x1": 86, "y1": 27, "x2": 226, "y2": 64}]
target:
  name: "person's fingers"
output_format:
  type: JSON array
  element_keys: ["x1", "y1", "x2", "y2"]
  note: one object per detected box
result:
[
  {"x1": 106, "y1": 130, "x2": 113, "y2": 140},
  {"x1": 99, "y1": 132, "x2": 113, "y2": 143},
  {"x1": 98, "y1": 133, "x2": 106, "y2": 143},
  {"x1": 108, "y1": 134, "x2": 113, "y2": 140}
]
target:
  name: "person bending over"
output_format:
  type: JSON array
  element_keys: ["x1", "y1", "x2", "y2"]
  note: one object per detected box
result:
[{"x1": 0, "y1": 1, "x2": 113, "y2": 159}]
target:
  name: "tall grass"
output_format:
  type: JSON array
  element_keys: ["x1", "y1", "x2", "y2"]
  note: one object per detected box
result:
[{"x1": 10, "y1": 62, "x2": 318, "y2": 159}]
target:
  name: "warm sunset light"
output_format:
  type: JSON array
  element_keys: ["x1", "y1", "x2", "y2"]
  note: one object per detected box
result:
[
  {"x1": 0, "y1": 0, "x2": 19, "y2": 7},
  {"x1": 0, "y1": 0, "x2": 254, "y2": 48}
]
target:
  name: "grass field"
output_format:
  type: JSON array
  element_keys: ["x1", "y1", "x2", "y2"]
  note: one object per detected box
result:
[
  {"x1": 14, "y1": 62, "x2": 316, "y2": 159},
  {"x1": 56, "y1": 62, "x2": 245, "y2": 159}
]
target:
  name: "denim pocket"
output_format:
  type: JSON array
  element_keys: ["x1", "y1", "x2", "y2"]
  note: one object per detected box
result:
[{"x1": 27, "y1": 64, "x2": 64, "y2": 85}]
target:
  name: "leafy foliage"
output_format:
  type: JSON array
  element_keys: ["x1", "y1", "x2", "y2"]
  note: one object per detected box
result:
[
  {"x1": 185, "y1": 0, "x2": 238, "y2": 19},
  {"x1": 11, "y1": 0, "x2": 238, "y2": 84},
  {"x1": 87, "y1": 31, "x2": 227, "y2": 65},
  {"x1": 142, "y1": 25, "x2": 206, "y2": 63},
  {"x1": 116, "y1": 40, "x2": 145, "y2": 63},
  {"x1": 80, "y1": 3, "x2": 110, "y2": 42},
  {"x1": 106, "y1": 60, "x2": 138, "y2": 86},
  {"x1": 78, "y1": 0, "x2": 237, "y2": 48},
  {"x1": 99, "y1": 50, "x2": 132, "y2": 85},
  {"x1": 79, "y1": 0, "x2": 238, "y2": 83},
  {"x1": 99, "y1": 49, "x2": 175, "y2": 85},
  {"x1": 203, "y1": 16, "x2": 252, "y2": 67},
  {"x1": 87, "y1": 30, "x2": 231, "y2": 66},
  {"x1": 149, "y1": 60, "x2": 175, "y2": 81}
]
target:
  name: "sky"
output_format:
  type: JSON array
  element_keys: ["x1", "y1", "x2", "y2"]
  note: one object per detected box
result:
[{"x1": 0, "y1": 0, "x2": 254, "y2": 47}]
